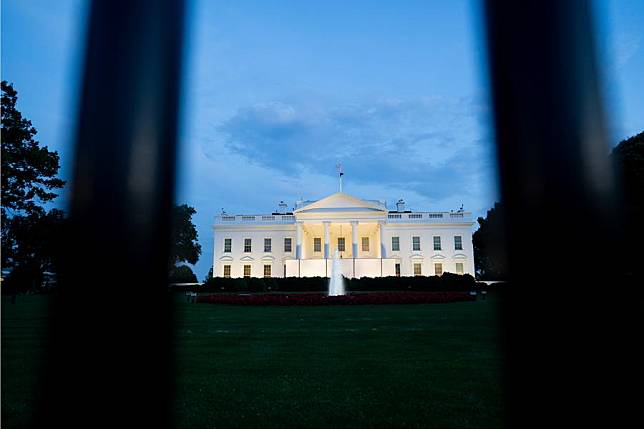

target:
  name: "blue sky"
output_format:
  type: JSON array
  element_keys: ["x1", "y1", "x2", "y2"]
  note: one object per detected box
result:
[{"x1": 2, "y1": 0, "x2": 643, "y2": 278}]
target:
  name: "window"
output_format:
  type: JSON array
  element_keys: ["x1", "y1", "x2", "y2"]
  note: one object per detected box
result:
[
  {"x1": 433, "y1": 236, "x2": 442, "y2": 251},
  {"x1": 263, "y1": 264, "x2": 271, "y2": 277},
  {"x1": 223, "y1": 238, "x2": 231, "y2": 253},
  {"x1": 243, "y1": 265, "x2": 251, "y2": 278},
  {"x1": 413, "y1": 263, "x2": 422, "y2": 276},
  {"x1": 337, "y1": 237, "x2": 345, "y2": 252},
  {"x1": 412, "y1": 236, "x2": 421, "y2": 251},
  {"x1": 455, "y1": 262, "x2": 464, "y2": 274},
  {"x1": 244, "y1": 238, "x2": 252, "y2": 252},
  {"x1": 454, "y1": 236, "x2": 463, "y2": 250},
  {"x1": 361, "y1": 237, "x2": 369, "y2": 252},
  {"x1": 392, "y1": 236, "x2": 400, "y2": 251},
  {"x1": 284, "y1": 238, "x2": 292, "y2": 252},
  {"x1": 264, "y1": 238, "x2": 272, "y2": 252},
  {"x1": 395, "y1": 263, "x2": 401, "y2": 277},
  {"x1": 314, "y1": 237, "x2": 321, "y2": 252},
  {"x1": 434, "y1": 263, "x2": 443, "y2": 276},
  {"x1": 223, "y1": 265, "x2": 231, "y2": 278}
]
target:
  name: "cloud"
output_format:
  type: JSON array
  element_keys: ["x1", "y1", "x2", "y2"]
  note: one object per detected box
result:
[{"x1": 216, "y1": 97, "x2": 496, "y2": 206}]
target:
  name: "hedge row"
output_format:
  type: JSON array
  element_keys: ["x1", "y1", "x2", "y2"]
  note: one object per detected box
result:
[
  {"x1": 188, "y1": 272, "x2": 478, "y2": 293},
  {"x1": 197, "y1": 291, "x2": 476, "y2": 306}
]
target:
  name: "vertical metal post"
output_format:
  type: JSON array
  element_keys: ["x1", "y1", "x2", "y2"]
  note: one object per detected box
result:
[
  {"x1": 39, "y1": 1, "x2": 185, "y2": 427},
  {"x1": 484, "y1": 0, "x2": 640, "y2": 426}
]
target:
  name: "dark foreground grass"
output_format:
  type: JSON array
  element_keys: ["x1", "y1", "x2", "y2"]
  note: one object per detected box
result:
[
  {"x1": 173, "y1": 294, "x2": 506, "y2": 429},
  {"x1": 2, "y1": 293, "x2": 506, "y2": 428}
]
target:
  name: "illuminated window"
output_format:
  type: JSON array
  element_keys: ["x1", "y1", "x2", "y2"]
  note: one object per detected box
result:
[
  {"x1": 244, "y1": 238, "x2": 251, "y2": 252},
  {"x1": 284, "y1": 238, "x2": 292, "y2": 252},
  {"x1": 433, "y1": 236, "x2": 441, "y2": 251},
  {"x1": 455, "y1": 262, "x2": 464, "y2": 274},
  {"x1": 338, "y1": 237, "x2": 345, "y2": 252},
  {"x1": 243, "y1": 265, "x2": 251, "y2": 277},
  {"x1": 223, "y1": 265, "x2": 231, "y2": 278},
  {"x1": 392, "y1": 236, "x2": 400, "y2": 251},
  {"x1": 223, "y1": 238, "x2": 231, "y2": 253},
  {"x1": 434, "y1": 263, "x2": 443, "y2": 276},
  {"x1": 263, "y1": 264, "x2": 271, "y2": 277},
  {"x1": 412, "y1": 236, "x2": 421, "y2": 251},
  {"x1": 413, "y1": 263, "x2": 422, "y2": 276},
  {"x1": 314, "y1": 237, "x2": 321, "y2": 252},
  {"x1": 362, "y1": 237, "x2": 369, "y2": 252},
  {"x1": 454, "y1": 236, "x2": 463, "y2": 250}
]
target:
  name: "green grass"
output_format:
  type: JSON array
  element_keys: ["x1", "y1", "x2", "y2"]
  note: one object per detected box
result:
[{"x1": 2, "y1": 293, "x2": 506, "y2": 428}]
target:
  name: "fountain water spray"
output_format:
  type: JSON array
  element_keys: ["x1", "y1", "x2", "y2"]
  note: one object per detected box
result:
[{"x1": 328, "y1": 249, "x2": 345, "y2": 296}]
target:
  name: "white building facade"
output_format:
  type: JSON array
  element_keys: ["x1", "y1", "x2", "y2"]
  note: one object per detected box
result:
[{"x1": 212, "y1": 192, "x2": 475, "y2": 279}]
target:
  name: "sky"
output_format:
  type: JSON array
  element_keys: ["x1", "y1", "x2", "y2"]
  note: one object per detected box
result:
[{"x1": 2, "y1": 0, "x2": 643, "y2": 278}]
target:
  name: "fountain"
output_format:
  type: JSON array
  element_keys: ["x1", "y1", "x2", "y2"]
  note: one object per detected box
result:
[{"x1": 328, "y1": 249, "x2": 346, "y2": 296}]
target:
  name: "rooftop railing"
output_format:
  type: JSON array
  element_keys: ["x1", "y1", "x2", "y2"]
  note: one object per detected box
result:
[
  {"x1": 214, "y1": 214, "x2": 296, "y2": 225},
  {"x1": 386, "y1": 212, "x2": 472, "y2": 223},
  {"x1": 215, "y1": 212, "x2": 471, "y2": 225}
]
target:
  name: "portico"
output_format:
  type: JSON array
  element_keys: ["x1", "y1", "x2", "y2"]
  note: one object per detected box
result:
[{"x1": 286, "y1": 193, "x2": 395, "y2": 278}]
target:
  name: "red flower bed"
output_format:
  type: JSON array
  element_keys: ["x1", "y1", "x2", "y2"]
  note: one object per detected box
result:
[{"x1": 196, "y1": 292, "x2": 475, "y2": 306}]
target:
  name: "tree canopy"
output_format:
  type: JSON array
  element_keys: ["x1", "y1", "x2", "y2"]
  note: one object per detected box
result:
[
  {"x1": 611, "y1": 131, "x2": 644, "y2": 273},
  {"x1": 1, "y1": 81, "x2": 65, "y2": 217},
  {"x1": 169, "y1": 204, "x2": 202, "y2": 272},
  {"x1": 472, "y1": 202, "x2": 508, "y2": 280}
]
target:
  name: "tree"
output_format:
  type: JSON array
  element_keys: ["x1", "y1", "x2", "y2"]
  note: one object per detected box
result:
[
  {"x1": 2, "y1": 209, "x2": 67, "y2": 293},
  {"x1": 611, "y1": 131, "x2": 644, "y2": 273},
  {"x1": 1, "y1": 81, "x2": 67, "y2": 291},
  {"x1": 168, "y1": 265, "x2": 198, "y2": 283},
  {"x1": 203, "y1": 267, "x2": 213, "y2": 283},
  {"x1": 169, "y1": 204, "x2": 201, "y2": 277},
  {"x1": 472, "y1": 202, "x2": 508, "y2": 280},
  {"x1": 1, "y1": 81, "x2": 65, "y2": 218}
]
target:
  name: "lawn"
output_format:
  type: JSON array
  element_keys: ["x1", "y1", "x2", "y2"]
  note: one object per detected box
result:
[{"x1": 2, "y1": 293, "x2": 506, "y2": 428}]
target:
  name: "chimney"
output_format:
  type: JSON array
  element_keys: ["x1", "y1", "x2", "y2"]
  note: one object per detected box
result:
[
  {"x1": 277, "y1": 201, "x2": 288, "y2": 214},
  {"x1": 396, "y1": 199, "x2": 406, "y2": 212}
]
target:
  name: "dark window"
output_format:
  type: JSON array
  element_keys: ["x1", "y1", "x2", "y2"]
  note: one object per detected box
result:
[
  {"x1": 392, "y1": 236, "x2": 400, "y2": 251},
  {"x1": 412, "y1": 236, "x2": 421, "y2": 251}
]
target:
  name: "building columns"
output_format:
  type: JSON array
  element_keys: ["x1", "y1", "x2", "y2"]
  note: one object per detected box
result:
[
  {"x1": 351, "y1": 221, "x2": 359, "y2": 258},
  {"x1": 296, "y1": 221, "x2": 303, "y2": 259},
  {"x1": 379, "y1": 221, "x2": 386, "y2": 258},
  {"x1": 323, "y1": 221, "x2": 330, "y2": 259}
]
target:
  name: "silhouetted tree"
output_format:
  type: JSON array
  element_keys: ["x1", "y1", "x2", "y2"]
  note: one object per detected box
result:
[
  {"x1": 611, "y1": 131, "x2": 644, "y2": 274},
  {"x1": 472, "y1": 202, "x2": 508, "y2": 280},
  {"x1": 169, "y1": 204, "x2": 201, "y2": 279},
  {"x1": 1, "y1": 81, "x2": 66, "y2": 291},
  {"x1": 168, "y1": 265, "x2": 198, "y2": 283},
  {"x1": 203, "y1": 267, "x2": 213, "y2": 283},
  {"x1": 1, "y1": 81, "x2": 65, "y2": 217}
]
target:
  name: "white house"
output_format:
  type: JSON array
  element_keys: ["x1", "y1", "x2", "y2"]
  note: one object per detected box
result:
[{"x1": 212, "y1": 192, "x2": 474, "y2": 278}]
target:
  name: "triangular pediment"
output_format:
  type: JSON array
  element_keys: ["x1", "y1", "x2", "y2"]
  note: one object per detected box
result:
[{"x1": 294, "y1": 192, "x2": 386, "y2": 214}]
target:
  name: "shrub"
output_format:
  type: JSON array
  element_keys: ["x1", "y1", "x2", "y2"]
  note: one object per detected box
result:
[
  {"x1": 197, "y1": 274, "x2": 476, "y2": 293},
  {"x1": 169, "y1": 265, "x2": 197, "y2": 283},
  {"x1": 197, "y1": 291, "x2": 475, "y2": 306}
]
